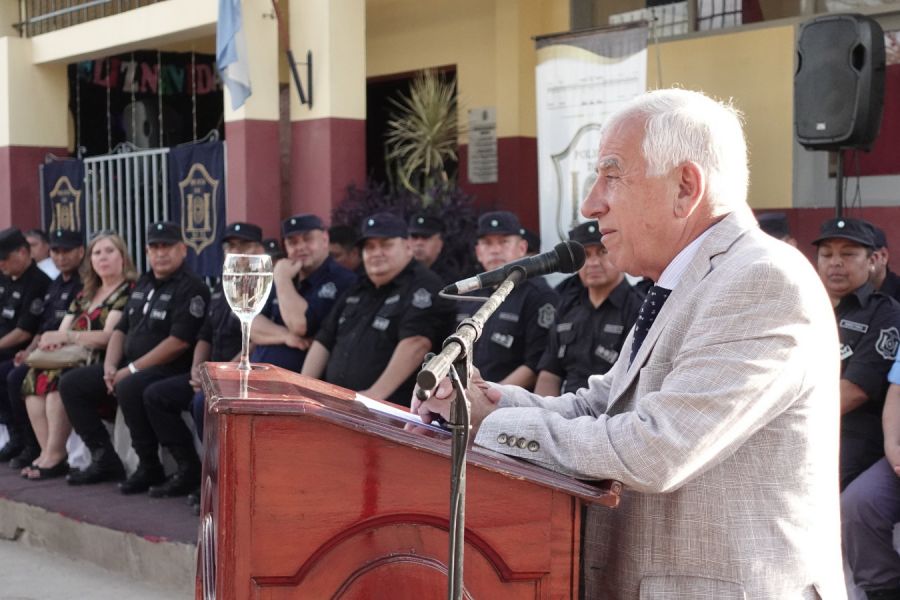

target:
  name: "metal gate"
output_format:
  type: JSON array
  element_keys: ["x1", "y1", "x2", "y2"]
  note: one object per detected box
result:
[{"x1": 83, "y1": 143, "x2": 170, "y2": 274}]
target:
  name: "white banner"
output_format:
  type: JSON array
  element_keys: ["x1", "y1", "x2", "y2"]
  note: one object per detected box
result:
[{"x1": 535, "y1": 26, "x2": 648, "y2": 255}]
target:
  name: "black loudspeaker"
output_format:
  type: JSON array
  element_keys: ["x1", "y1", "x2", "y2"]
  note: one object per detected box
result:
[{"x1": 795, "y1": 13, "x2": 885, "y2": 150}]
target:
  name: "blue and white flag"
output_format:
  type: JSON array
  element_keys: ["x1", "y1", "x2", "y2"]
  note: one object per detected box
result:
[{"x1": 217, "y1": 0, "x2": 252, "y2": 110}]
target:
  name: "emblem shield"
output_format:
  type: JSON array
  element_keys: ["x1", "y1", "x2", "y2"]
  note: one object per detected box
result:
[
  {"x1": 551, "y1": 123, "x2": 603, "y2": 240},
  {"x1": 179, "y1": 163, "x2": 219, "y2": 254}
]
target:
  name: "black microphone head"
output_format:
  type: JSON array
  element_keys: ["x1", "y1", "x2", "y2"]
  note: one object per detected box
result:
[{"x1": 554, "y1": 240, "x2": 585, "y2": 274}]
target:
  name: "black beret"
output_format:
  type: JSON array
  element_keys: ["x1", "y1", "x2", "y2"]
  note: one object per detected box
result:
[
  {"x1": 568, "y1": 221, "x2": 603, "y2": 247},
  {"x1": 223, "y1": 222, "x2": 263, "y2": 243},
  {"x1": 408, "y1": 213, "x2": 443, "y2": 236},
  {"x1": 0, "y1": 228, "x2": 28, "y2": 259},
  {"x1": 48, "y1": 229, "x2": 84, "y2": 250},
  {"x1": 359, "y1": 212, "x2": 408, "y2": 242},
  {"x1": 146, "y1": 221, "x2": 183, "y2": 245},
  {"x1": 282, "y1": 214, "x2": 325, "y2": 237},
  {"x1": 812, "y1": 217, "x2": 875, "y2": 248},
  {"x1": 477, "y1": 211, "x2": 524, "y2": 238}
]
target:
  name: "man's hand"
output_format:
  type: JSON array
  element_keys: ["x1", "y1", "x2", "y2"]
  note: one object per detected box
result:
[
  {"x1": 103, "y1": 364, "x2": 118, "y2": 394},
  {"x1": 13, "y1": 350, "x2": 28, "y2": 367},
  {"x1": 274, "y1": 258, "x2": 303, "y2": 284},
  {"x1": 284, "y1": 333, "x2": 311, "y2": 351},
  {"x1": 189, "y1": 363, "x2": 203, "y2": 392},
  {"x1": 411, "y1": 366, "x2": 501, "y2": 429}
]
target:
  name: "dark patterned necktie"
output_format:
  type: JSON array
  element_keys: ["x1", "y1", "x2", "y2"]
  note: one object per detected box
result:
[{"x1": 630, "y1": 285, "x2": 672, "y2": 365}]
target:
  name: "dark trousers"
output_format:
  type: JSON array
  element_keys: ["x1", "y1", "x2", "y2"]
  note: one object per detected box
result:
[
  {"x1": 6, "y1": 363, "x2": 36, "y2": 450},
  {"x1": 60, "y1": 364, "x2": 179, "y2": 461},
  {"x1": 0, "y1": 357, "x2": 16, "y2": 431},
  {"x1": 191, "y1": 389, "x2": 205, "y2": 439},
  {"x1": 842, "y1": 457, "x2": 900, "y2": 591},
  {"x1": 59, "y1": 364, "x2": 114, "y2": 451},
  {"x1": 143, "y1": 373, "x2": 196, "y2": 448}
]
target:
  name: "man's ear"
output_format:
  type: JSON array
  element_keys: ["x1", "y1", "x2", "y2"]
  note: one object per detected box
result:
[{"x1": 673, "y1": 161, "x2": 705, "y2": 219}]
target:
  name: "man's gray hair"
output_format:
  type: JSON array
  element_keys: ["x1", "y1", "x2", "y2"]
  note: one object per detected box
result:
[{"x1": 602, "y1": 88, "x2": 749, "y2": 209}]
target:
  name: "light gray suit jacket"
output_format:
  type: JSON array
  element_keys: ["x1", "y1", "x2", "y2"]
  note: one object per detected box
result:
[{"x1": 475, "y1": 210, "x2": 846, "y2": 599}]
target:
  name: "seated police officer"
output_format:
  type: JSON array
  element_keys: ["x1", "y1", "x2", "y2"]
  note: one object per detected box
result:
[
  {"x1": 303, "y1": 212, "x2": 455, "y2": 406},
  {"x1": 327, "y1": 224, "x2": 362, "y2": 273},
  {"x1": 0, "y1": 228, "x2": 52, "y2": 462},
  {"x1": 60, "y1": 222, "x2": 209, "y2": 491},
  {"x1": 5, "y1": 229, "x2": 85, "y2": 469},
  {"x1": 25, "y1": 228, "x2": 60, "y2": 279},
  {"x1": 454, "y1": 211, "x2": 558, "y2": 389},
  {"x1": 140, "y1": 222, "x2": 264, "y2": 498},
  {"x1": 408, "y1": 212, "x2": 460, "y2": 284},
  {"x1": 533, "y1": 222, "x2": 643, "y2": 396},
  {"x1": 251, "y1": 214, "x2": 356, "y2": 372},
  {"x1": 813, "y1": 217, "x2": 900, "y2": 490}
]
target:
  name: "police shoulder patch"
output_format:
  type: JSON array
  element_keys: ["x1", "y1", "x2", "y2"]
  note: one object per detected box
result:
[
  {"x1": 29, "y1": 297, "x2": 44, "y2": 315},
  {"x1": 189, "y1": 295, "x2": 206, "y2": 318},
  {"x1": 412, "y1": 288, "x2": 432, "y2": 309},
  {"x1": 537, "y1": 303, "x2": 555, "y2": 329},
  {"x1": 876, "y1": 326, "x2": 900, "y2": 360},
  {"x1": 318, "y1": 282, "x2": 337, "y2": 300}
]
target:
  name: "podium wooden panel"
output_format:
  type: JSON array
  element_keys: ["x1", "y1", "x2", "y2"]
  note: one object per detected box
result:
[{"x1": 197, "y1": 364, "x2": 620, "y2": 600}]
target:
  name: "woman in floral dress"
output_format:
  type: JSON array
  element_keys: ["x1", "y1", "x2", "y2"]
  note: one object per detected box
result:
[{"x1": 21, "y1": 232, "x2": 136, "y2": 479}]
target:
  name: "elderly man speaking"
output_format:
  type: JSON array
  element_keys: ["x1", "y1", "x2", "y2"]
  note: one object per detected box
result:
[{"x1": 414, "y1": 89, "x2": 844, "y2": 599}]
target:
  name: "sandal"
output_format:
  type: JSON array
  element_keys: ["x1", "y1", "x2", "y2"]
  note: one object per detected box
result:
[
  {"x1": 20, "y1": 463, "x2": 39, "y2": 478},
  {"x1": 26, "y1": 460, "x2": 69, "y2": 480}
]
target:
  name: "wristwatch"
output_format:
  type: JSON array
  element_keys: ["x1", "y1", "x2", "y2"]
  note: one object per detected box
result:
[{"x1": 127, "y1": 362, "x2": 139, "y2": 374}]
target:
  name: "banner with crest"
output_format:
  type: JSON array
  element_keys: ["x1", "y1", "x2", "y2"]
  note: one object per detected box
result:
[
  {"x1": 167, "y1": 140, "x2": 226, "y2": 277},
  {"x1": 534, "y1": 25, "x2": 647, "y2": 266},
  {"x1": 41, "y1": 158, "x2": 85, "y2": 234}
]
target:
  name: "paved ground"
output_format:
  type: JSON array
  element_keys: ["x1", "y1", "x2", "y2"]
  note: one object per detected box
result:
[{"x1": 0, "y1": 538, "x2": 188, "y2": 600}]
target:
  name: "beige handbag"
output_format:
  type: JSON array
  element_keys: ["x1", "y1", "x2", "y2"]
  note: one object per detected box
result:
[{"x1": 25, "y1": 316, "x2": 96, "y2": 370}]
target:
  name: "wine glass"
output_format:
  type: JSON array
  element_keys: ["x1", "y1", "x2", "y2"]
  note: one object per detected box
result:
[{"x1": 222, "y1": 253, "x2": 274, "y2": 371}]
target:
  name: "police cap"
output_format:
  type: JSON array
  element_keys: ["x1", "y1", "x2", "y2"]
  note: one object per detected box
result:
[
  {"x1": 872, "y1": 226, "x2": 887, "y2": 249},
  {"x1": 408, "y1": 213, "x2": 443, "y2": 236},
  {"x1": 0, "y1": 227, "x2": 29, "y2": 259},
  {"x1": 223, "y1": 222, "x2": 263, "y2": 243},
  {"x1": 262, "y1": 238, "x2": 285, "y2": 260},
  {"x1": 359, "y1": 212, "x2": 408, "y2": 243},
  {"x1": 48, "y1": 229, "x2": 84, "y2": 250},
  {"x1": 282, "y1": 214, "x2": 324, "y2": 238},
  {"x1": 477, "y1": 211, "x2": 524, "y2": 238},
  {"x1": 568, "y1": 221, "x2": 603, "y2": 247},
  {"x1": 522, "y1": 228, "x2": 541, "y2": 254},
  {"x1": 147, "y1": 221, "x2": 183, "y2": 245},
  {"x1": 757, "y1": 212, "x2": 790, "y2": 239},
  {"x1": 812, "y1": 217, "x2": 875, "y2": 248}
]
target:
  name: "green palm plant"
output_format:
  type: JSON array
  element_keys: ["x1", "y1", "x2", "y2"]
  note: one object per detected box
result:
[{"x1": 384, "y1": 69, "x2": 460, "y2": 205}]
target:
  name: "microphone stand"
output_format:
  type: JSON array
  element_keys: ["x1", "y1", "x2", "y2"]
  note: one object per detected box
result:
[{"x1": 416, "y1": 268, "x2": 525, "y2": 600}]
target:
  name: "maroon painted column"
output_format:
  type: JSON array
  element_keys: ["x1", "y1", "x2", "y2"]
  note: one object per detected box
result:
[
  {"x1": 224, "y1": 120, "x2": 281, "y2": 237},
  {"x1": 0, "y1": 145, "x2": 68, "y2": 229},
  {"x1": 289, "y1": 0, "x2": 366, "y2": 221}
]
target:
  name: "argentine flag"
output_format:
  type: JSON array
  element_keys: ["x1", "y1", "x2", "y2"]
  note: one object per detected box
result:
[{"x1": 217, "y1": 0, "x2": 252, "y2": 110}]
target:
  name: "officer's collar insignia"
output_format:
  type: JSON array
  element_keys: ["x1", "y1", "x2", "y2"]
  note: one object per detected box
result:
[{"x1": 412, "y1": 288, "x2": 432, "y2": 309}]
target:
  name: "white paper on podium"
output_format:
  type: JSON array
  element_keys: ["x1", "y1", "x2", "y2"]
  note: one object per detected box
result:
[{"x1": 353, "y1": 393, "x2": 448, "y2": 433}]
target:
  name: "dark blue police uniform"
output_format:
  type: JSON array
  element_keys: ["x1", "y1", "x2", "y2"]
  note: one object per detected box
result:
[
  {"x1": 538, "y1": 277, "x2": 642, "y2": 393},
  {"x1": 252, "y1": 256, "x2": 356, "y2": 371},
  {"x1": 316, "y1": 259, "x2": 454, "y2": 407},
  {"x1": 454, "y1": 278, "x2": 558, "y2": 383}
]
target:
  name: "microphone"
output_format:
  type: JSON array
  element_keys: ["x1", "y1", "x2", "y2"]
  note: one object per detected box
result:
[{"x1": 442, "y1": 240, "x2": 586, "y2": 295}]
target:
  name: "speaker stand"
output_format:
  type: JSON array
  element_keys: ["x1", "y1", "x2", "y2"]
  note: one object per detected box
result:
[{"x1": 835, "y1": 150, "x2": 844, "y2": 218}]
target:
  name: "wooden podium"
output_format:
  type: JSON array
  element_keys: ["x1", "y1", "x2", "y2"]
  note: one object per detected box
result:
[{"x1": 197, "y1": 364, "x2": 620, "y2": 600}]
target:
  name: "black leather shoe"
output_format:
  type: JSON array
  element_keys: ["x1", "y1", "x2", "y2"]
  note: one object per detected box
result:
[
  {"x1": 0, "y1": 441, "x2": 24, "y2": 463},
  {"x1": 119, "y1": 463, "x2": 166, "y2": 495},
  {"x1": 149, "y1": 470, "x2": 200, "y2": 498},
  {"x1": 67, "y1": 448, "x2": 126, "y2": 485},
  {"x1": 9, "y1": 446, "x2": 40, "y2": 470}
]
